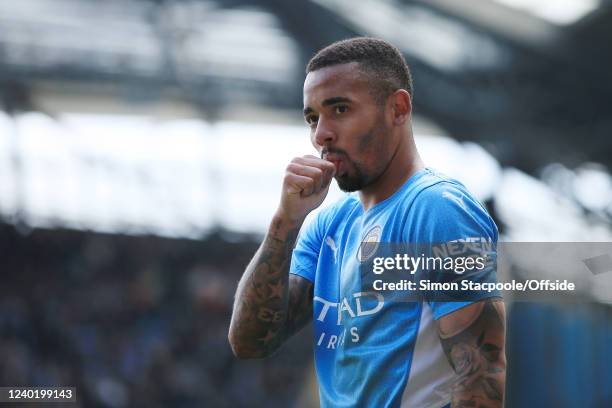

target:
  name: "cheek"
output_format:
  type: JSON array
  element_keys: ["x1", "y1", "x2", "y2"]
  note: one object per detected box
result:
[
  {"x1": 352, "y1": 120, "x2": 378, "y2": 153},
  {"x1": 357, "y1": 119, "x2": 386, "y2": 155},
  {"x1": 358, "y1": 129, "x2": 377, "y2": 152},
  {"x1": 365, "y1": 124, "x2": 392, "y2": 167},
  {"x1": 309, "y1": 130, "x2": 321, "y2": 151}
]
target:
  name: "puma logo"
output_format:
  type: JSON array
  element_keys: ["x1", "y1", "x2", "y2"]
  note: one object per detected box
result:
[{"x1": 325, "y1": 236, "x2": 339, "y2": 264}]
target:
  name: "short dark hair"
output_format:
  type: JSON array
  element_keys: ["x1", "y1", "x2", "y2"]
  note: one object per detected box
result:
[{"x1": 306, "y1": 37, "x2": 413, "y2": 104}]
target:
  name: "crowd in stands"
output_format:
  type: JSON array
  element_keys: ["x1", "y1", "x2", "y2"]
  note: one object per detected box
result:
[{"x1": 0, "y1": 224, "x2": 313, "y2": 407}]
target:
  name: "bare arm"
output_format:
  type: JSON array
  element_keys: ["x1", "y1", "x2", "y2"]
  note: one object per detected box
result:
[
  {"x1": 228, "y1": 155, "x2": 335, "y2": 359},
  {"x1": 228, "y1": 215, "x2": 313, "y2": 358},
  {"x1": 438, "y1": 298, "x2": 507, "y2": 408}
]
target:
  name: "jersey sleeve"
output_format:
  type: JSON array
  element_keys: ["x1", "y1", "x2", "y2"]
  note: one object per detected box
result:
[
  {"x1": 408, "y1": 181, "x2": 500, "y2": 320},
  {"x1": 289, "y1": 211, "x2": 325, "y2": 283}
]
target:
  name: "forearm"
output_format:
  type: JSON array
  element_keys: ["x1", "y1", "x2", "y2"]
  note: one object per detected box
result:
[
  {"x1": 228, "y1": 213, "x2": 302, "y2": 358},
  {"x1": 229, "y1": 155, "x2": 333, "y2": 358},
  {"x1": 439, "y1": 298, "x2": 506, "y2": 408}
]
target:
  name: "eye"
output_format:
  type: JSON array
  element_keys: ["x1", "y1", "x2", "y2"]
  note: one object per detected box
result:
[
  {"x1": 305, "y1": 115, "x2": 318, "y2": 126},
  {"x1": 334, "y1": 105, "x2": 348, "y2": 114}
]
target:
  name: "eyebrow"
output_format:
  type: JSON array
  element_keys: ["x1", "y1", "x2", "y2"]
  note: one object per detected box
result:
[{"x1": 303, "y1": 96, "x2": 352, "y2": 116}]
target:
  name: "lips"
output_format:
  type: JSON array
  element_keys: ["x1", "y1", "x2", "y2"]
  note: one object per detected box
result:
[
  {"x1": 331, "y1": 160, "x2": 343, "y2": 176},
  {"x1": 322, "y1": 153, "x2": 345, "y2": 176}
]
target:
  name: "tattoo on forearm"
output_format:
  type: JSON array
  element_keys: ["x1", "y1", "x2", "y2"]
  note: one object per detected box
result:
[
  {"x1": 229, "y1": 218, "x2": 313, "y2": 357},
  {"x1": 439, "y1": 299, "x2": 506, "y2": 408}
]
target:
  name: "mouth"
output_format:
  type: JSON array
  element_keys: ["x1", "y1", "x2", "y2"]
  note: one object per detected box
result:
[{"x1": 322, "y1": 151, "x2": 346, "y2": 177}]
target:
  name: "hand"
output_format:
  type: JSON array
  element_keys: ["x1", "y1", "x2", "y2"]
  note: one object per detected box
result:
[{"x1": 276, "y1": 155, "x2": 336, "y2": 222}]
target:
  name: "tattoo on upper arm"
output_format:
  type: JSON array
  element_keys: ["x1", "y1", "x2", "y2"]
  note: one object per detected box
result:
[
  {"x1": 438, "y1": 299, "x2": 506, "y2": 408},
  {"x1": 286, "y1": 274, "x2": 314, "y2": 335}
]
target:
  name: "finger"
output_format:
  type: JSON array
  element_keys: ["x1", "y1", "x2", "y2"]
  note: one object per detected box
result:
[
  {"x1": 285, "y1": 173, "x2": 315, "y2": 196},
  {"x1": 294, "y1": 156, "x2": 336, "y2": 175},
  {"x1": 293, "y1": 156, "x2": 335, "y2": 186},
  {"x1": 321, "y1": 164, "x2": 335, "y2": 188},
  {"x1": 287, "y1": 163, "x2": 325, "y2": 192}
]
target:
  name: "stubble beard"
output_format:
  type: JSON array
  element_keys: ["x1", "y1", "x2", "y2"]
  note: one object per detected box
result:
[
  {"x1": 336, "y1": 161, "x2": 367, "y2": 192},
  {"x1": 336, "y1": 119, "x2": 389, "y2": 193}
]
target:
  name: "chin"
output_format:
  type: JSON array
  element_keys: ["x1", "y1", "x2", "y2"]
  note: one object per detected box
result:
[{"x1": 337, "y1": 175, "x2": 365, "y2": 192}]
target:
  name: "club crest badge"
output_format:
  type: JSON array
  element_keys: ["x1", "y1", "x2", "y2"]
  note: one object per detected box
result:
[{"x1": 357, "y1": 225, "x2": 381, "y2": 263}]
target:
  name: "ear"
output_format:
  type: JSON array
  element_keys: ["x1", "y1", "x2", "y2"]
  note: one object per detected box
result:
[{"x1": 389, "y1": 89, "x2": 412, "y2": 126}]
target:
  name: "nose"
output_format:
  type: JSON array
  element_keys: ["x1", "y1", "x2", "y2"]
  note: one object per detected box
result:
[{"x1": 312, "y1": 117, "x2": 337, "y2": 149}]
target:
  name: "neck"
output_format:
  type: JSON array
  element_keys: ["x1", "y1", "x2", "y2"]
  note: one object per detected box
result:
[{"x1": 358, "y1": 131, "x2": 424, "y2": 211}]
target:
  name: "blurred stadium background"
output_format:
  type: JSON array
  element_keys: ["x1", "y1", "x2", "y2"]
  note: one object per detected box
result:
[{"x1": 1, "y1": 0, "x2": 612, "y2": 407}]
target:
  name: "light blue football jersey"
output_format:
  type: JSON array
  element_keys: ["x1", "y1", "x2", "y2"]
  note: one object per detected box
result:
[{"x1": 290, "y1": 168, "x2": 499, "y2": 408}]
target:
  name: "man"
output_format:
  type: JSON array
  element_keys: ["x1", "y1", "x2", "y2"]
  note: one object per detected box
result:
[{"x1": 228, "y1": 37, "x2": 506, "y2": 408}]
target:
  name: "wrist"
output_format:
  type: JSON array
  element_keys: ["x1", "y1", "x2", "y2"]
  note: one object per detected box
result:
[{"x1": 270, "y1": 209, "x2": 305, "y2": 239}]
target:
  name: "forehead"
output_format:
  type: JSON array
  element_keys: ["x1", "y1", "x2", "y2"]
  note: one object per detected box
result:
[{"x1": 303, "y1": 62, "x2": 372, "y2": 107}]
